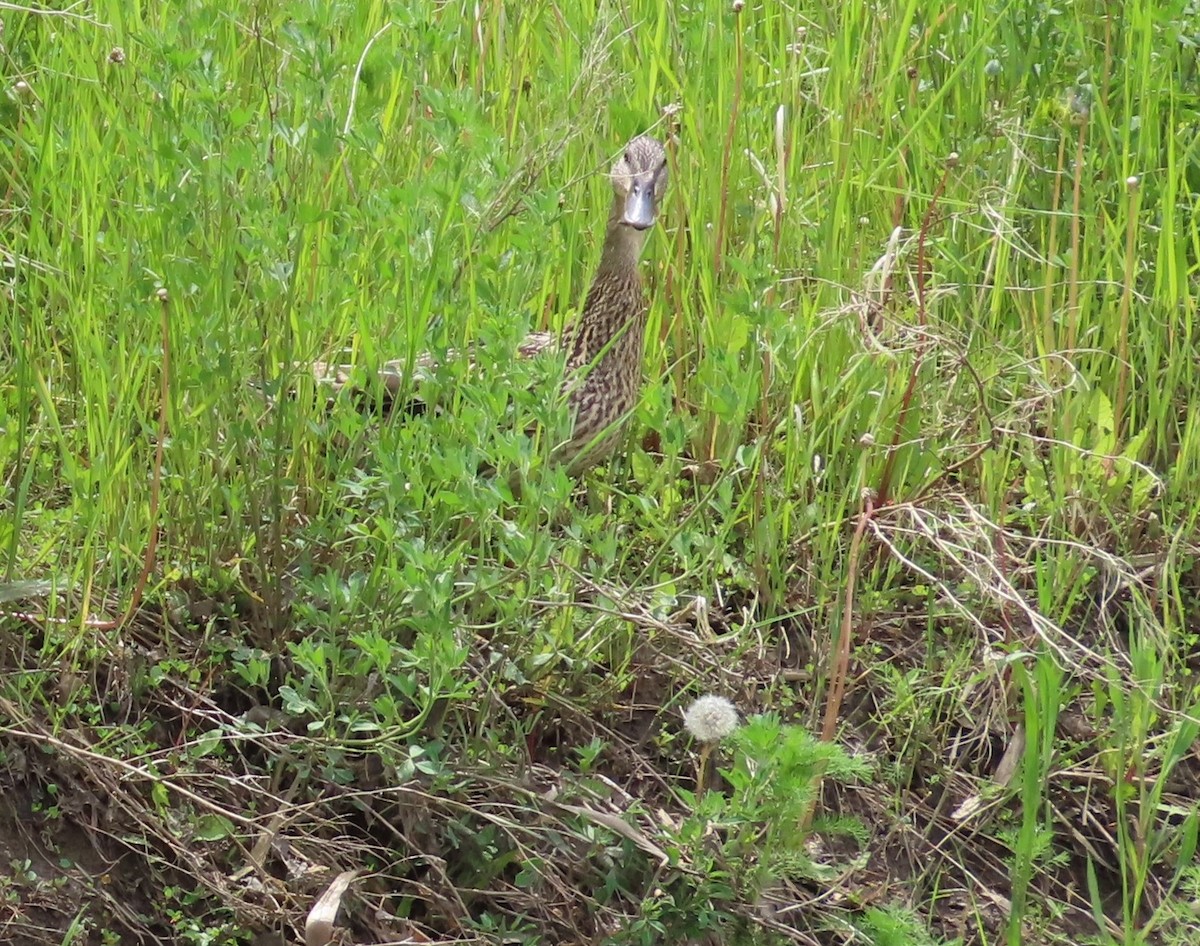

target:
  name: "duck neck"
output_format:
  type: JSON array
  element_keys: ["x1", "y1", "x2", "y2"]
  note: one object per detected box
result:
[
  {"x1": 595, "y1": 202, "x2": 650, "y2": 276},
  {"x1": 566, "y1": 201, "x2": 651, "y2": 368}
]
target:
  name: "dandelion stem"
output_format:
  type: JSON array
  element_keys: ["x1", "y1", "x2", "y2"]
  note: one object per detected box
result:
[{"x1": 696, "y1": 744, "x2": 712, "y2": 800}]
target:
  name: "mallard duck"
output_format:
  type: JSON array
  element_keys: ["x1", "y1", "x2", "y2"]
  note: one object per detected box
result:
[{"x1": 317, "y1": 133, "x2": 669, "y2": 475}]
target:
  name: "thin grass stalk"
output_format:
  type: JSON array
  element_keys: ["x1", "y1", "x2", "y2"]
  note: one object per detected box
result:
[
  {"x1": 86, "y1": 292, "x2": 171, "y2": 631},
  {"x1": 750, "y1": 106, "x2": 788, "y2": 601},
  {"x1": 661, "y1": 122, "x2": 689, "y2": 427},
  {"x1": 1114, "y1": 175, "x2": 1140, "y2": 442},
  {"x1": 976, "y1": 138, "x2": 1022, "y2": 320},
  {"x1": 712, "y1": 2, "x2": 744, "y2": 277},
  {"x1": 1065, "y1": 107, "x2": 1088, "y2": 354},
  {"x1": 474, "y1": 2, "x2": 487, "y2": 97},
  {"x1": 876, "y1": 154, "x2": 956, "y2": 506},
  {"x1": 705, "y1": 7, "x2": 744, "y2": 462},
  {"x1": 1041, "y1": 129, "x2": 1068, "y2": 360},
  {"x1": 891, "y1": 65, "x2": 919, "y2": 231},
  {"x1": 1102, "y1": 3, "x2": 1113, "y2": 106}
]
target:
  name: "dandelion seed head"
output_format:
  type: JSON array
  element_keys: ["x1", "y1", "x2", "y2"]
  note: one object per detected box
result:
[{"x1": 683, "y1": 695, "x2": 739, "y2": 744}]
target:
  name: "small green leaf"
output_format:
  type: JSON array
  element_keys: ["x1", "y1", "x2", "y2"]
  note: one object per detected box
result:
[{"x1": 194, "y1": 814, "x2": 236, "y2": 842}]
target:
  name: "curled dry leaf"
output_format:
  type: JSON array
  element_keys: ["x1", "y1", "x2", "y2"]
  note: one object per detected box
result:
[
  {"x1": 305, "y1": 869, "x2": 360, "y2": 946},
  {"x1": 558, "y1": 803, "x2": 669, "y2": 866},
  {"x1": 951, "y1": 723, "x2": 1025, "y2": 822}
]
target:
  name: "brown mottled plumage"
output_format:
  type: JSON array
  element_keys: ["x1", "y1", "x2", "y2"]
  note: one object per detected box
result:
[
  {"x1": 553, "y1": 133, "x2": 669, "y2": 472},
  {"x1": 315, "y1": 134, "x2": 669, "y2": 475}
]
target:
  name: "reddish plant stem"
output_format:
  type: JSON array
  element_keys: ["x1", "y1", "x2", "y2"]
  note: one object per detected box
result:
[{"x1": 820, "y1": 491, "x2": 875, "y2": 744}]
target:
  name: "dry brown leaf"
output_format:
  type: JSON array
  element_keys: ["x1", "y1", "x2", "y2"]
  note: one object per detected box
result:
[
  {"x1": 558, "y1": 803, "x2": 669, "y2": 865},
  {"x1": 304, "y1": 869, "x2": 360, "y2": 946}
]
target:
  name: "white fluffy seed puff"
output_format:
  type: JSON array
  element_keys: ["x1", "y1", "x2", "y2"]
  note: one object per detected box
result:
[{"x1": 682, "y1": 695, "x2": 739, "y2": 744}]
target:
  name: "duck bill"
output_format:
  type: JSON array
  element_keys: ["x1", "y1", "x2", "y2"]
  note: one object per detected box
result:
[{"x1": 622, "y1": 185, "x2": 656, "y2": 230}]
